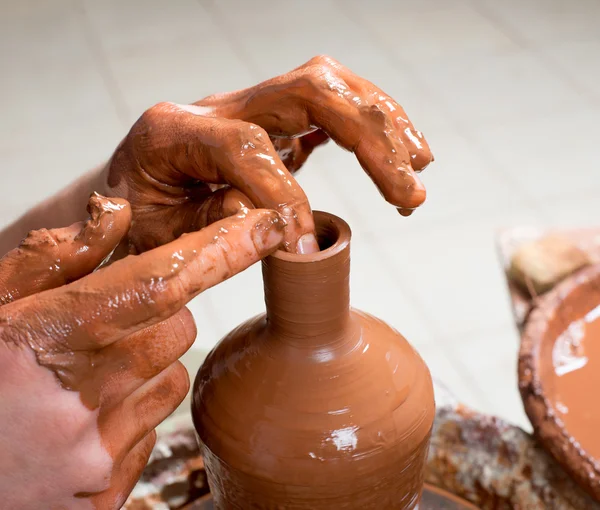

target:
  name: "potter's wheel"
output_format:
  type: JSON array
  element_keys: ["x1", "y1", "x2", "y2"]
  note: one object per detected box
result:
[{"x1": 181, "y1": 484, "x2": 477, "y2": 510}]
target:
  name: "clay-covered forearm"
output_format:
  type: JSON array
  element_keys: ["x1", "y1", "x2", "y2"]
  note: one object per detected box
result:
[{"x1": 0, "y1": 164, "x2": 108, "y2": 256}]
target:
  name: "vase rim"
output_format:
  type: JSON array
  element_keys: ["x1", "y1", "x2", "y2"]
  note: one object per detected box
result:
[{"x1": 271, "y1": 211, "x2": 351, "y2": 264}]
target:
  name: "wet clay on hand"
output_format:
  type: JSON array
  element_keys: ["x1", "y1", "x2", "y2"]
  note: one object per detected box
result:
[
  {"x1": 107, "y1": 55, "x2": 433, "y2": 255},
  {"x1": 192, "y1": 212, "x2": 435, "y2": 509},
  {"x1": 0, "y1": 195, "x2": 285, "y2": 509},
  {"x1": 520, "y1": 264, "x2": 600, "y2": 501},
  {"x1": 0, "y1": 192, "x2": 131, "y2": 305}
]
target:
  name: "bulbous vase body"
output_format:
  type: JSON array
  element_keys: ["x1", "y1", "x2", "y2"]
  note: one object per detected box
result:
[{"x1": 192, "y1": 212, "x2": 435, "y2": 509}]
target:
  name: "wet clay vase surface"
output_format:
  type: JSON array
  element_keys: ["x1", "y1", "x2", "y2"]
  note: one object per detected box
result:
[
  {"x1": 520, "y1": 264, "x2": 600, "y2": 501},
  {"x1": 182, "y1": 484, "x2": 477, "y2": 510},
  {"x1": 192, "y1": 211, "x2": 435, "y2": 509}
]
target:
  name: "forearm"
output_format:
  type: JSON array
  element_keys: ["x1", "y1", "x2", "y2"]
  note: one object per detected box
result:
[{"x1": 0, "y1": 164, "x2": 108, "y2": 256}]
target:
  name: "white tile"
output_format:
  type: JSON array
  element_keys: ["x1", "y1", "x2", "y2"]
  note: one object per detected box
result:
[
  {"x1": 350, "y1": 229, "x2": 437, "y2": 351},
  {"x1": 0, "y1": 0, "x2": 77, "y2": 16},
  {"x1": 375, "y1": 204, "x2": 544, "y2": 337},
  {"x1": 472, "y1": 106, "x2": 600, "y2": 202},
  {"x1": 202, "y1": 262, "x2": 265, "y2": 343},
  {"x1": 417, "y1": 342, "x2": 490, "y2": 413},
  {"x1": 106, "y1": 37, "x2": 256, "y2": 123},
  {"x1": 539, "y1": 39, "x2": 600, "y2": 102},
  {"x1": 535, "y1": 191, "x2": 600, "y2": 228},
  {"x1": 0, "y1": 0, "x2": 123, "y2": 151},
  {"x1": 413, "y1": 48, "x2": 587, "y2": 127},
  {"x1": 0, "y1": 115, "x2": 124, "y2": 223},
  {"x1": 476, "y1": 0, "x2": 600, "y2": 45},
  {"x1": 212, "y1": 0, "x2": 394, "y2": 80},
  {"x1": 320, "y1": 127, "x2": 532, "y2": 237},
  {"x1": 292, "y1": 163, "x2": 357, "y2": 227},
  {"x1": 347, "y1": 1, "x2": 519, "y2": 66},
  {"x1": 212, "y1": 0, "x2": 453, "y2": 133},
  {"x1": 83, "y1": 0, "x2": 214, "y2": 54},
  {"x1": 447, "y1": 325, "x2": 532, "y2": 431},
  {"x1": 0, "y1": 1, "x2": 90, "y2": 70},
  {"x1": 344, "y1": 0, "x2": 468, "y2": 13},
  {"x1": 185, "y1": 293, "x2": 223, "y2": 353},
  {"x1": 0, "y1": 64, "x2": 122, "y2": 150}
]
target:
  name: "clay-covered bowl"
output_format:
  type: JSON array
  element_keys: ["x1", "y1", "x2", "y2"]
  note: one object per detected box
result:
[{"x1": 520, "y1": 264, "x2": 600, "y2": 501}]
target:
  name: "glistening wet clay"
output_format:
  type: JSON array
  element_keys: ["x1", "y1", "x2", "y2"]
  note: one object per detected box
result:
[
  {"x1": 550, "y1": 306, "x2": 600, "y2": 459},
  {"x1": 192, "y1": 211, "x2": 435, "y2": 509},
  {"x1": 0, "y1": 195, "x2": 285, "y2": 509},
  {"x1": 520, "y1": 265, "x2": 600, "y2": 501}
]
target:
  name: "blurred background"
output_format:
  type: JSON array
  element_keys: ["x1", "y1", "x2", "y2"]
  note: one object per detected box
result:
[{"x1": 2, "y1": 0, "x2": 600, "y2": 431}]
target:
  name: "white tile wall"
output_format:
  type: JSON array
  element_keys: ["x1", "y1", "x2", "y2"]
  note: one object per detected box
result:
[{"x1": 2, "y1": 0, "x2": 599, "y2": 430}]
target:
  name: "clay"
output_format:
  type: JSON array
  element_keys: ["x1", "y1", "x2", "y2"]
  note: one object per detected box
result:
[
  {"x1": 0, "y1": 197, "x2": 285, "y2": 509},
  {"x1": 107, "y1": 55, "x2": 433, "y2": 255},
  {"x1": 127, "y1": 380, "x2": 600, "y2": 510},
  {"x1": 520, "y1": 264, "x2": 600, "y2": 501},
  {"x1": 0, "y1": 192, "x2": 131, "y2": 306},
  {"x1": 192, "y1": 211, "x2": 435, "y2": 509}
]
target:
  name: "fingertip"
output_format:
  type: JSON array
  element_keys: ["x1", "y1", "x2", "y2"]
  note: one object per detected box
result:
[
  {"x1": 296, "y1": 233, "x2": 319, "y2": 254},
  {"x1": 249, "y1": 209, "x2": 286, "y2": 255}
]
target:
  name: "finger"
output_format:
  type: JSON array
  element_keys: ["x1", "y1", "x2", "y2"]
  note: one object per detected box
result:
[
  {"x1": 91, "y1": 307, "x2": 197, "y2": 408},
  {"x1": 100, "y1": 361, "x2": 189, "y2": 463},
  {"x1": 0, "y1": 194, "x2": 131, "y2": 305},
  {"x1": 126, "y1": 186, "x2": 256, "y2": 253},
  {"x1": 271, "y1": 129, "x2": 330, "y2": 173},
  {"x1": 196, "y1": 55, "x2": 433, "y2": 211},
  {"x1": 91, "y1": 430, "x2": 156, "y2": 510},
  {"x1": 130, "y1": 103, "x2": 318, "y2": 253},
  {"x1": 5, "y1": 209, "x2": 284, "y2": 351},
  {"x1": 189, "y1": 186, "x2": 255, "y2": 230}
]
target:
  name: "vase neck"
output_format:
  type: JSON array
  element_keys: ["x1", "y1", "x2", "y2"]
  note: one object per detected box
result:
[{"x1": 262, "y1": 212, "x2": 352, "y2": 347}]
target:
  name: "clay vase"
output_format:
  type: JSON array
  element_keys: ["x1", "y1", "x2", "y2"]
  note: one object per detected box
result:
[{"x1": 192, "y1": 211, "x2": 435, "y2": 509}]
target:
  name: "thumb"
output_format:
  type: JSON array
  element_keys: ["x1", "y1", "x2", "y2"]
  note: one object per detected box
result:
[{"x1": 0, "y1": 193, "x2": 131, "y2": 305}]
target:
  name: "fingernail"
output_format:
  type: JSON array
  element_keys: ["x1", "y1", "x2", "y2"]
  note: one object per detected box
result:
[
  {"x1": 251, "y1": 213, "x2": 285, "y2": 253},
  {"x1": 296, "y1": 233, "x2": 319, "y2": 254}
]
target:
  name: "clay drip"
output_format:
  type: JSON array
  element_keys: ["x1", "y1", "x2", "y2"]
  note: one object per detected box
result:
[{"x1": 192, "y1": 211, "x2": 435, "y2": 509}]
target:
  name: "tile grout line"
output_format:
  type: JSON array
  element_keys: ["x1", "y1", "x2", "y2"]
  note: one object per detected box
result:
[
  {"x1": 332, "y1": 1, "x2": 543, "y2": 353},
  {"x1": 199, "y1": 0, "x2": 265, "y2": 83},
  {"x1": 465, "y1": 0, "x2": 600, "y2": 107},
  {"x1": 334, "y1": 0, "x2": 557, "y2": 222},
  {"x1": 74, "y1": 0, "x2": 133, "y2": 130}
]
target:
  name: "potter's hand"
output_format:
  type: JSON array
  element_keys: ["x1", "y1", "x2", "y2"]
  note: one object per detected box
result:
[
  {"x1": 107, "y1": 55, "x2": 432, "y2": 255},
  {"x1": 0, "y1": 194, "x2": 284, "y2": 510}
]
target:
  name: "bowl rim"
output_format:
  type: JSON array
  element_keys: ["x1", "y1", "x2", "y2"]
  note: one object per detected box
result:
[{"x1": 520, "y1": 263, "x2": 600, "y2": 500}]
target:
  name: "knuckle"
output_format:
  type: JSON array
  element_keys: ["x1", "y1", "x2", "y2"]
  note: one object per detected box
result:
[
  {"x1": 306, "y1": 54, "x2": 339, "y2": 68},
  {"x1": 299, "y1": 62, "x2": 349, "y2": 99},
  {"x1": 303, "y1": 64, "x2": 332, "y2": 89},
  {"x1": 134, "y1": 102, "x2": 175, "y2": 134},
  {"x1": 227, "y1": 120, "x2": 269, "y2": 150},
  {"x1": 147, "y1": 275, "x2": 188, "y2": 320}
]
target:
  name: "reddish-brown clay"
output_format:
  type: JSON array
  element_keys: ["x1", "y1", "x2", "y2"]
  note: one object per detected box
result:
[
  {"x1": 107, "y1": 56, "x2": 433, "y2": 255},
  {"x1": 192, "y1": 211, "x2": 435, "y2": 509},
  {"x1": 520, "y1": 264, "x2": 600, "y2": 501},
  {"x1": 0, "y1": 195, "x2": 286, "y2": 509}
]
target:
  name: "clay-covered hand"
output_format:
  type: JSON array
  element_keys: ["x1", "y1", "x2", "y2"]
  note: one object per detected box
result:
[
  {"x1": 0, "y1": 194, "x2": 284, "y2": 509},
  {"x1": 107, "y1": 55, "x2": 433, "y2": 255}
]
